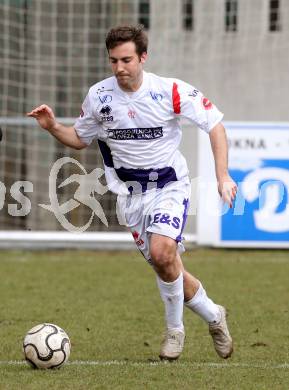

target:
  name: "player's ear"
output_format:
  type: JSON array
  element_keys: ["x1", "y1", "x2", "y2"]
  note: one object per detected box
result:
[{"x1": 140, "y1": 52, "x2": 147, "y2": 64}]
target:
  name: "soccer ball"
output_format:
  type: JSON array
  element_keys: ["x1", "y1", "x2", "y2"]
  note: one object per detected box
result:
[{"x1": 23, "y1": 323, "x2": 71, "y2": 369}]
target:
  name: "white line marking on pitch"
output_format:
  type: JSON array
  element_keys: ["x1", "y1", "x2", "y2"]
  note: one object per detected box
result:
[{"x1": 0, "y1": 361, "x2": 288, "y2": 369}]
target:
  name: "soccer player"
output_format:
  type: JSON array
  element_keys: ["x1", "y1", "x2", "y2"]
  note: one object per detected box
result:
[{"x1": 27, "y1": 24, "x2": 237, "y2": 361}]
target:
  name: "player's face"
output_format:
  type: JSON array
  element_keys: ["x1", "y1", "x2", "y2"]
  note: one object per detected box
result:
[{"x1": 109, "y1": 41, "x2": 147, "y2": 92}]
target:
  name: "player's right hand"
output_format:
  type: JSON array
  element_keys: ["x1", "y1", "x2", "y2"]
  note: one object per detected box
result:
[
  {"x1": 26, "y1": 104, "x2": 56, "y2": 132},
  {"x1": 218, "y1": 174, "x2": 237, "y2": 209}
]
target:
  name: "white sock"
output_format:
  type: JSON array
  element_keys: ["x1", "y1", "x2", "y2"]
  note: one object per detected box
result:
[
  {"x1": 157, "y1": 272, "x2": 184, "y2": 331},
  {"x1": 185, "y1": 283, "x2": 221, "y2": 324}
]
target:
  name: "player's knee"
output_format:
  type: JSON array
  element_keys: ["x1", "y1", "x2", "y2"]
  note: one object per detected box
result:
[{"x1": 150, "y1": 236, "x2": 177, "y2": 269}]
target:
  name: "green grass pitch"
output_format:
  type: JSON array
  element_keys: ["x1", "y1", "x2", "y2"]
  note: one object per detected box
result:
[{"x1": 0, "y1": 248, "x2": 288, "y2": 389}]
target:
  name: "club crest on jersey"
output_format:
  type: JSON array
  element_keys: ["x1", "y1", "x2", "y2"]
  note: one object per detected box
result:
[
  {"x1": 99, "y1": 105, "x2": 113, "y2": 122},
  {"x1": 128, "y1": 110, "x2": 136, "y2": 119}
]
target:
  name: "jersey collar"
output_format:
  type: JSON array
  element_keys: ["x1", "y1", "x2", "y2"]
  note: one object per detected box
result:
[{"x1": 113, "y1": 71, "x2": 149, "y2": 100}]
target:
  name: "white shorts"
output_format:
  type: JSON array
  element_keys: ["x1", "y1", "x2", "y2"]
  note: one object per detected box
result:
[{"x1": 118, "y1": 179, "x2": 191, "y2": 264}]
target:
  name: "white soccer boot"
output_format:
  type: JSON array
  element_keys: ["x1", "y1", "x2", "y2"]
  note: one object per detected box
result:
[
  {"x1": 209, "y1": 305, "x2": 233, "y2": 359},
  {"x1": 159, "y1": 328, "x2": 185, "y2": 361}
]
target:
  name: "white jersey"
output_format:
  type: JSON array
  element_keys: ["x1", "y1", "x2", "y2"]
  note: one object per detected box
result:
[{"x1": 74, "y1": 71, "x2": 223, "y2": 194}]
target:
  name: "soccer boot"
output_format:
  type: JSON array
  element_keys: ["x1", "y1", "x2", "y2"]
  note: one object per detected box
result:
[
  {"x1": 209, "y1": 305, "x2": 233, "y2": 359},
  {"x1": 159, "y1": 328, "x2": 185, "y2": 361}
]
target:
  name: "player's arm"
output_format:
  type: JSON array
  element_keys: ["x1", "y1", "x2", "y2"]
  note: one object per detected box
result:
[
  {"x1": 209, "y1": 122, "x2": 237, "y2": 208},
  {"x1": 27, "y1": 104, "x2": 87, "y2": 150}
]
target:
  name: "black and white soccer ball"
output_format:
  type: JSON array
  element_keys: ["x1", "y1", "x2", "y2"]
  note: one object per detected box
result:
[{"x1": 23, "y1": 323, "x2": 71, "y2": 369}]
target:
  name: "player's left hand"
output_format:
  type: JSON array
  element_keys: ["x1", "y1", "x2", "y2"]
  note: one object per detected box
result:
[{"x1": 217, "y1": 174, "x2": 237, "y2": 208}]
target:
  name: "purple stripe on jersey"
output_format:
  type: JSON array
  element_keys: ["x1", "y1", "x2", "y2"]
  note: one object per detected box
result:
[
  {"x1": 115, "y1": 167, "x2": 178, "y2": 193},
  {"x1": 176, "y1": 198, "x2": 189, "y2": 243},
  {"x1": 98, "y1": 140, "x2": 114, "y2": 168}
]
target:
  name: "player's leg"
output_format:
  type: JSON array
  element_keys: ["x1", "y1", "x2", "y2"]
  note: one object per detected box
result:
[
  {"x1": 126, "y1": 212, "x2": 185, "y2": 360},
  {"x1": 147, "y1": 184, "x2": 194, "y2": 360},
  {"x1": 122, "y1": 191, "x2": 185, "y2": 360},
  {"x1": 150, "y1": 233, "x2": 185, "y2": 361},
  {"x1": 146, "y1": 185, "x2": 190, "y2": 361},
  {"x1": 175, "y1": 253, "x2": 220, "y2": 320},
  {"x1": 176, "y1": 253, "x2": 233, "y2": 358}
]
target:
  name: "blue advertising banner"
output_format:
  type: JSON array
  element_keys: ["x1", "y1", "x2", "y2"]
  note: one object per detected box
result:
[
  {"x1": 221, "y1": 123, "x2": 289, "y2": 245},
  {"x1": 197, "y1": 122, "x2": 289, "y2": 247}
]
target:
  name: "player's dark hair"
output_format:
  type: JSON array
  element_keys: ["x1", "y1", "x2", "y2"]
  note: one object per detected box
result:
[{"x1": 105, "y1": 24, "x2": 148, "y2": 57}]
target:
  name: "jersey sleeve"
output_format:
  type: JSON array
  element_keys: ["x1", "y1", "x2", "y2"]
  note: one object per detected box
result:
[
  {"x1": 172, "y1": 79, "x2": 224, "y2": 133},
  {"x1": 74, "y1": 90, "x2": 101, "y2": 145}
]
